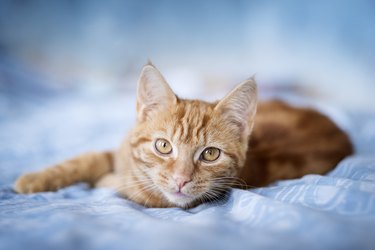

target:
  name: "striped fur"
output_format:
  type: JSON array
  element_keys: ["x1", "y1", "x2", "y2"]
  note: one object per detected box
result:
[{"x1": 14, "y1": 64, "x2": 352, "y2": 208}]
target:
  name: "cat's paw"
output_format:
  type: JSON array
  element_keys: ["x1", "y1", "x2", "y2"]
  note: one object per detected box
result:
[{"x1": 14, "y1": 172, "x2": 49, "y2": 194}]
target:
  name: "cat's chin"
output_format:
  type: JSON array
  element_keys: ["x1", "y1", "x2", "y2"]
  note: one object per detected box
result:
[{"x1": 162, "y1": 191, "x2": 196, "y2": 207}]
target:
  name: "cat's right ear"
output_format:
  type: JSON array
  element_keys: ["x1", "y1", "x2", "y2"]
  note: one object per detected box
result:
[{"x1": 136, "y1": 63, "x2": 177, "y2": 122}]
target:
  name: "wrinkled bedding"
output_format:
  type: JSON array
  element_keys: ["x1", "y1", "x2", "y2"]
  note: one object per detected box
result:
[{"x1": 1, "y1": 63, "x2": 375, "y2": 250}]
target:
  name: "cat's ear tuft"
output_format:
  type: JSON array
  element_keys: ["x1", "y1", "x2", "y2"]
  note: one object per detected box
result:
[
  {"x1": 136, "y1": 63, "x2": 177, "y2": 122},
  {"x1": 215, "y1": 78, "x2": 258, "y2": 136}
]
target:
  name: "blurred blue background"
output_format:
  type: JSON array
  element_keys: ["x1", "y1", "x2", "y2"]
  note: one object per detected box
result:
[
  {"x1": 1, "y1": 2, "x2": 375, "y2": 250},
  {"x1": 1, "y1": 0, "x2": 374, "y2": 109}
]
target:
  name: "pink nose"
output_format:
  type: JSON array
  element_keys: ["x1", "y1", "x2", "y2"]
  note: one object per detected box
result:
[{"x1": 173, "y1": 175, "x2": 191, "y2": 190}]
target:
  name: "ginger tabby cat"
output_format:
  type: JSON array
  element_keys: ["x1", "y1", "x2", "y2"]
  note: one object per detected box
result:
[{"x1": 14, "y1": 64, "x2": 353, "y2": 208}]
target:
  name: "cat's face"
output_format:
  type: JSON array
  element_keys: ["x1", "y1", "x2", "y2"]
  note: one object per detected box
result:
[{"x1": 129, "y1": 64, "x2": 257, "y2": 207}]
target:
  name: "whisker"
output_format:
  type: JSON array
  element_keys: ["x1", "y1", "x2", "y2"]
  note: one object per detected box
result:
[
  {"x1": 125, "y1": 183, "x2": 158, "y2": 202},
  {"x1": 212, "y1": 176, "x2": 259, "y2": 189}
]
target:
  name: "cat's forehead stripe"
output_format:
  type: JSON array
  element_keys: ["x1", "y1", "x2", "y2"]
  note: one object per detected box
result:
[
  {"x1": 178, "y1": 103, "x2": 192, "y2": 141},
  {"x1": 174, "y1": 101, "x2": 211, "y2": 144}
]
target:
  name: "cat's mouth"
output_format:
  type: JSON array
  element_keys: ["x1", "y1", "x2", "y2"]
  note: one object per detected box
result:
[
  {"x1": 162, "y1": 189, "x2": 196, "y2": 206},
  {"x1": 172, "y1": 191, "x2": 191, "y2": 198}
]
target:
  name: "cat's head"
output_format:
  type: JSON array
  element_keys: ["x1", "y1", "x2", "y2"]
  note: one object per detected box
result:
[{"x1": 129, "y1": 63, "x2": 257, "y2": 207}]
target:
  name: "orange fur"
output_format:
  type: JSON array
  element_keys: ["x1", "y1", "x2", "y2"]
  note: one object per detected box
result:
[{"x1": 14, "y1": 64, "x2": 353, "y2": 208}]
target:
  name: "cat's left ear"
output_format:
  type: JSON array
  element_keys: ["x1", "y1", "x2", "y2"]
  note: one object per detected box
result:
[
  {"x1": 214, "y1": 78, "x2": 257, "y2": 136},
  {"x1": 136, "y1": 63, "x2": 177, "y2": 122}
]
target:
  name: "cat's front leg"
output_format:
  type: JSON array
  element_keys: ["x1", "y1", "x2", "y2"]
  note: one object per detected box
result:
[
  {"x1": 14, "y1": 151, "x2": 114, "y2": 194},
  {"x1": 14, "y1": 171, "x2": 51, "y2": 193}
]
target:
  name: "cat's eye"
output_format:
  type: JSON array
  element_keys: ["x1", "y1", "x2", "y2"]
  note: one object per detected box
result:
[
  {"x1": 200, "y1": 147, "x2": 220, "y2": 162},
  {"x1": 155, "y1": 139, "x2": 173, "y2": 154}
]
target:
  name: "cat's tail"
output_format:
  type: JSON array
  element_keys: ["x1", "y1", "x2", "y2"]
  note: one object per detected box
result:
[{"x1": 14, "y1": 151, "x2": 114, "y2": 194}]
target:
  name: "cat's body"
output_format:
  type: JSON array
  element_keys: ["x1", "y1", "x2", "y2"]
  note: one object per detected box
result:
[
  {"x1": 14, "y1": 64, "x2": 353, "y2": 208},
  {"x1": 242, "y1": 101, "x2": 352, "y2": 187}
]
